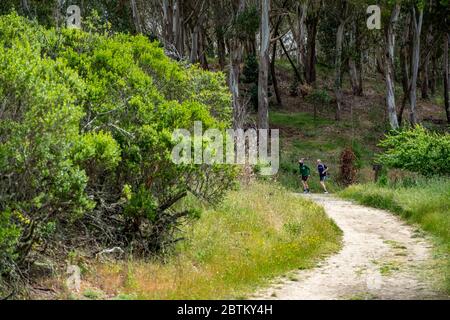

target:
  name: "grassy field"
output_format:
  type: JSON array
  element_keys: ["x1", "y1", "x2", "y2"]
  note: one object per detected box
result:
[
  {"x1": 69, "y1": 182, "x2": 342, "y2": 300},
  {"x1": 340, "y1": 178, "x2": 450, "y2": 293}
]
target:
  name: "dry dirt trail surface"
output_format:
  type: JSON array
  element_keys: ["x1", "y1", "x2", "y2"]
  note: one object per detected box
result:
[{"x1": 252, "y1": 194, "x2": 449, "y2": 300}]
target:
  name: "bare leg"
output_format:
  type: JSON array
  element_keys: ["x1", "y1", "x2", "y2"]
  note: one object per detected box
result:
[
  {"x1": 320, "y1": 181, "x2": 328, "y2": 193},
  {"x1": 301, "y1": 180, "x2": 307, "y2": 191}
]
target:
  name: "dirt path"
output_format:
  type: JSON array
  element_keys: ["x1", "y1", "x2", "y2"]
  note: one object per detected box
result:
[{"x1": 252, "y1": 194, "x2": 448, "y2": 300}]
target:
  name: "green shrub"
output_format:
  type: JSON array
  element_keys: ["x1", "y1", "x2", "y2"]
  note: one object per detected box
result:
[
  {"x1": 377, "y1": 126, "x2": 450, "y2": 176},
  {"x1": 0, "y1": 14, "x2": 94, "y2": 273},
  {"x1": 0, "y1": 13, "x2": 237, "y2": 281},
  {"x1": 306, "y1": 89, "x2": 332, "y2": 105},
  {"x1": 0, "y1": 211, "x2": 20, "y2": 278}
]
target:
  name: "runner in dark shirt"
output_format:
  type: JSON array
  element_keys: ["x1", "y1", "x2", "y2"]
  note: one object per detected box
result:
[
  {"x1": 299, "y1": 158, "x2": 310, "y2": 194},
  {"x1": 317, "y1": 159, "x2": 329, "y2": 194}
]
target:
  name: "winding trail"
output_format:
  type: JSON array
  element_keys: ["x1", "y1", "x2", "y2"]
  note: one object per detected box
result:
[{"x1": 252, "y1": 194, "x2": 448, "y2": 300}]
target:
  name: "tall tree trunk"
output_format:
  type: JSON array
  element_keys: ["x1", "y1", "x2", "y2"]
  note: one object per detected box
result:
[
  {"x1": 279, "y1": 38, "x2": 303, "y2": 83},
  {"x1": 258, "y1": 0, "x2": 270, "y2": 129},
  {"x1": 421, "y1": 25, "x2": 433, "y2": 99},
  {"x1": 348, "y1": 20, "x2": 363, "y2": 96},
  {"x1": 216, "y1": 28, "x2": 226, "y2": 69},
  {"x1": 21, "y1": 0, "x2": 30, "y2": 15},
  {"x1": 230, "y1": 0, "x2": 246, "y2": 129},
  {"x1": 271, "y1": 37, "x2": 282, "y2": 106},
  {"x1": 270, "y1": 5, "x2": 287, "y2": 107},
  {"x1": 296, "y1": 1, "x2": 308, "y2": 73},
  {"x1": 444, "y1": 33, "x2": 450, "y2": 124},
  {"x1": 430, "y1": 50, "x2": 437, "y2": 95},
  {"x1": 376, "y1": 48, "x2": 385, "y2": 75},
  {"x1": 355, "y1": 22, "x2": 363, "y2": 96},
  {"x1": 199, "y1": 28, "x2": 209, "y2": 69},
  {"x1": 335, "y1": 19, "x2": 346, "y2": 121},
  {"x1": 213, "y1": 1, "x2": 226, "y2": 69},
  {"x1": 162, "y1": 0, "x2": 174, "y2": 45},
  {"x1": 305, "y1": 15, "x2": 319, "y2": 84},
  {"x1": 173, "y1": 0, "x2": 184, "y2": 56},
  {"x1": 384, "y1": 4, "x2": 401, "y2": 130},
  {"x1": 130, "y1": 0, "x2": 142, "y2": 34},
  {"x1": 348, "y1": 58, "x2": 359, "y2": 95},
  {"x1": 408, "y1": 6, "x2": 423, "y2": 125},
  {"x1": 190, "y1": 25, "x2": 199, "y2": 63},
  {"x1": 398, "y1": 13, "x2": 411, "y2": 126}
]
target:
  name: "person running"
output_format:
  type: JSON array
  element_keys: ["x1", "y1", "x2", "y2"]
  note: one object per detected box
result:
[
  {"x1": 317, "y1": 159, "x2": 329, "y2": 194},
  {"x1": 299, "y1": 158, "x2": 311, "y2": 194}
]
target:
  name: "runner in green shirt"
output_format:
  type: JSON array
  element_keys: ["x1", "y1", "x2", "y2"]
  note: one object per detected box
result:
[{"x1": 299, "y1": 158, "x2": 311, "y2": 194}]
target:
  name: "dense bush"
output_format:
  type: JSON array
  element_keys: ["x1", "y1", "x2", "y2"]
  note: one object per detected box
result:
[
  {"x1": 0, "y1": 13, "x2": 237, "y2": 285},
  {"x1": 377, "y1": 126, "x2": 450, "y2": 177}
]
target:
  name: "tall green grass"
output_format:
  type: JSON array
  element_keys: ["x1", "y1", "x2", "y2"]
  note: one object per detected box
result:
[
  {"x1": 340, "y1": 177, "x2": 450, "y2": 293},
  {"x1": 83, "y1": 182, "x2": 342, "y2": 299}
]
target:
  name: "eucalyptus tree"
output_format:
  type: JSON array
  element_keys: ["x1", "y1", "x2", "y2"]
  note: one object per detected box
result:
[
  {"x1": 383, "y1": 1, "x2": 402, "y2": 130},
  {"x1": 287, "y1": 0, "x2": 308, "y2": 81},
  {"x1": 408, "y1": 0, "x2": 424, "y2": 125},
  {"x1": 305, "y1": 0, "x2": 322, "y2": 84},
  {"x1": 258, "y1": 0, "x2": 271, "y2": 129},
  {"x1": 445, "y1": 33, "x2": 450, "y2": 123},
  {"x1": 333, "y1": 0, "x2": 350, "y2": 121},
  {"x1": 229, "y1": 0, "x2": 248, "y2": 129}
]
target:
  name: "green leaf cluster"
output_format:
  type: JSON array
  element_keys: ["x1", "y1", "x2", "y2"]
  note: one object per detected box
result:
[
  {"x1": 377, "y1": 126, "x2": 450, "y2": 176},
  {"x1": 0, "y1": 12, "x2": 237, "y2": 280}
]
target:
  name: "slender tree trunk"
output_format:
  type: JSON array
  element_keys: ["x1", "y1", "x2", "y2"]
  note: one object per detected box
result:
[
  {"x1": 376, "y1": 48, "x2": 385, "y2": 75},
  {"x1": 430, "y1": 51, "x2": 437, "y2": 95},
  {"x1": 355, "y1": 22, "x2": 363, "y2": 95},
  {"x1": 305, "y1": 15, "x2": 319, "y2": 84},
  {"x1": 21, "y1": 0, "x2": 30, "y2": 15},
  {"x1": 162, "y1": 0, "x2": 174, "y2": 45},
  {"x1": 217, "y1": 29, "x2": 226, "y2": 69},
  {"x1": 130, "y1": 0, "x2": 142, "y2": 34},
  {"x1": 279, "y1": 38, "x2": 302, "y2": 83},
  {"x1": 190, "y1": 25, "x2": 199, "y2": 63},
  {"x1": 213, "y1": 1, "x2": 226, "y2": 69},
  {"x1": 348, "y1": 20, "x2": 363, "y2": 96},
  {"x1": 421, "y1": 59, "x2": 430, "y2": 99},
  {"x1": 421, "y1": 25, "x2": 433, "y2": 99},
  {"x1": 408, "y1": 6, "x2": 423, "y2": 125},
  {"x1": 398, "y1": 13, "x2": 411, "y2": 125},
  {"x1": 444, "y1": 33, "x2": 450, "y2": 124},
  {"x1": 271, "y1": 37, "x2": 282, "y2": 106},
  {"x1": 173, "y1": 0, "x2": 184, "y2": 56},
  {"x1": 271, "y1": 16, "x2": 283, "y2": 106},
  {"x1": 296, "y1": 1, "x2": 308, "y2": 72},
  {"x1": 230, "y1": 0, "x2": 246, "y2": 129},
  {"x1": 348, "y1": 58, "x2": 359, "y2": 95},
  {"x1": 258, "y1": 0, "x2": 270, "y2": 129},
  {"x1": 199, "y1": 28, "x2": 209, "y2": 69},
  {"x1": 384, "y1": 4, "x2": 401, "y2": 130},
  {"x1": 335, "y1": 19, "x2": 346, "y2": 121}
]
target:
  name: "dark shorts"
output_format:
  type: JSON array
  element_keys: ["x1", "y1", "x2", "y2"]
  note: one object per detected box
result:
[
  {"x1": 320, "y1": 175, "x2": 327, "y2": 182},
  {"x1": 301, "y1": 176, "x2": 309, "y2": 182}
]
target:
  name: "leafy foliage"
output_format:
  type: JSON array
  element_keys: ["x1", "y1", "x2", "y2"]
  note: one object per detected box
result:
[
  {"x1": 306, "y1": 89, "x2": 332, "y2": 105},
  {"x1": 228, "y1": 4, "x2": 260, "y2": 41},
  {"x1": 0, "y1": 13, "x2": 237, "y2": 283},
  {"x1": 377, "y1": 126, "x2": 450, "y2": 176}
]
